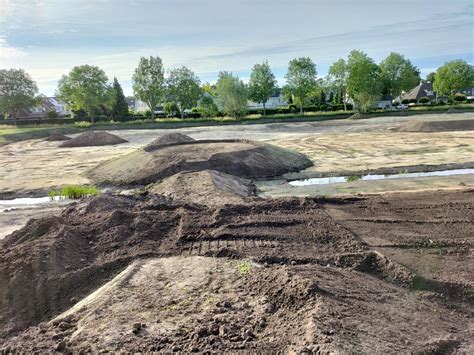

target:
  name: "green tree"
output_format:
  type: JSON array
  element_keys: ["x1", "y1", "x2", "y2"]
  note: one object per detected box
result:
[
  {"x1": 111, "y1": 77, "x2": 129, "y2": 121},
  {"x1": 163, "y1": 101, "x2": 179, "y2": 116},
  {"x1": 346, "y1": 50, "x2": 383, "y2": 112},
  {"x1": 433, "y1": 60, "x2": 474, "y2": 103},
  {"x1": 426, "y1": 72, "x2": 436, "y2": 84},
  {"x1": 328, "y1": 58, "x2": 348, "y2": 111},
  {"x1": 284, "y1": 57, "x2": 318, "y2": 114},
  {"x1": 215, "y1": 71, "x2": 247, "y2": 118},
  {"x1": 132, "y1": 56, "x2": 165, "y2": 119},
  {"x1": 57, "y1": 65, "x2": 111, "y2": 122},
  {"x1": 198, "y1": 95, "x2": 219, "y2": 118},
  {"x1": 248, "y1": 60, "x2": 277, "y2": 116},
  {"x1": 379, "y1": 52, "x2": 420, "y2": 97},
  {"x1": 202, "y1": 82, "x2": 217, "y2": 96},
  {"x1": 167, "y1": 66, "x2": 202, "y2": 119},
  {"x1": 0, "y1": 68, "x2": 39, "y2": 125}
]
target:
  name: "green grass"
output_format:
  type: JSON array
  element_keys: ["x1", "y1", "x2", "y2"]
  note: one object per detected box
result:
[
  {"x1": 49, "y1": 185, "x2": 99, "y2": 199},
  {"x1": 237, "y1": 261, "x2": 253, "y2": 275},
  {"x1": 345, "y1": 175, "x2": 362, "y2": 182}
]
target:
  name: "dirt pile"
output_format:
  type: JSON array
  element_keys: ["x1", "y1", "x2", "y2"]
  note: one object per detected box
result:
[
  {"x1": 145, "y1": 132, "x2": 195, "y2": 149},
  {"x1": 348, "y1": 112, "x2": 365, "y2": 119},
  {"x1": 398, "y1": 119, "x2": 474, "y2": 132},
  {"x1": 88, "y1": 140, "x2": 313, "y2": 185},
  {"x1": 59, "y1": 131, "x2": 128, "y2": 147},
  {"x1": 44, "y1": 132, "x2": 71, "y2": 141},
  {"x1": 148, "y1": 170, "x2": 257, "y2": 206}
]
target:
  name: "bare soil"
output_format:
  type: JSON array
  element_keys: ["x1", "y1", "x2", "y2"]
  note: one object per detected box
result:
[
  {"x1": 59, "y1": 131, "x2": 128, "y2": 148},
  {"x1": 44, "y1": 133, "x2": 71, "y2": 142},
  {"x1": 398, "y1": 118, "x2": 474, "y2": 132},
  {"x1": 0, "y1": 189, "x2": 472, "y2": 353}
]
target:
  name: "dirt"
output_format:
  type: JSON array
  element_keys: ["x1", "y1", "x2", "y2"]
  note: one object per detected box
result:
[
  {"x1": 0, "y1": 189, "x2": 472, "y2": 352},
  {"x1": 59, "y1": 131, "x2": 128, "y2": 147},
  {"x1": 145, "y1": 132, "x2": 195, "y2": 148},
  {"x1": 44, "y1": 132, "x2": 71, "y2": 141},
  {"x1": 148, "y1": 170, "x2": 257, "y2": 206},
  {"x1": 398, "y1": 118, "x2": 474, "y2": 132},
  {"x1": 88, "y1": 140, "x2": 313, "y2": 185}
]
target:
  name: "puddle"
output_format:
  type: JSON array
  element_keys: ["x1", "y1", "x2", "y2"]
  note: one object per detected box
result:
[
  {"x1": 288, "y1": 169, "x2": 474, "y2": 187},
  {"x1": 0, "y1": 196, "x2": 72, "y2": 212}
]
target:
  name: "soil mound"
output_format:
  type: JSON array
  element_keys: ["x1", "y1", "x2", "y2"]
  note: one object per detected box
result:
[
  {"x1": 44, "y1": 132, "x2": 71, "y2": 141},
  {"x1": 148, "y1": 170, "x2": 257, "y2": 206},
  {"x1": 59, "y1": 131, "x2": 128, "y2": 147},
  {"x1": 88, "y1": 140, "x2": 313, "y2": 185},
  {"x1": 348, "y1": 112, "x2": 365, "y2": 119},
  {"x1": 145, "y1": 133, "x2": 195, "y2": 149},
  {"x1": 398, "y1": 119, "x2": 474, "y2": 132}
]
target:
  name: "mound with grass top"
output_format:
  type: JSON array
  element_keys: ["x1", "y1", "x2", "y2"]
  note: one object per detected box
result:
[
  {"x1": 44, "y1": 132, "x2": 71, "y2": 141},
  {"x1": 59, "y1": 131, "x2": 128, "y2": 147},
  {"x1": 88, "y1": 139, "x2": 312, "y2": 185}
]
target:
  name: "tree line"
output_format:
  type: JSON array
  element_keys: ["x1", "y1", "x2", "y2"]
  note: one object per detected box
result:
[{"x1": 1, "y1": 50, "x2": 473, "y2": 123}]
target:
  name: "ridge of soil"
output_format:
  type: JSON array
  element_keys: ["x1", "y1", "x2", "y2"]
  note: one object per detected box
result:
[
  {"x1": 87, "y1": 141, "x2": 313, "y2": 185},
  {"x1": 59, "y1": 131, "x2": 128, "y2": 147},
  {"x1": 398, "y1": 118, "x2": 474, "y2": 132},
  {"x1": 0, "y1": 189, "x2": 472, "y2": 352}
]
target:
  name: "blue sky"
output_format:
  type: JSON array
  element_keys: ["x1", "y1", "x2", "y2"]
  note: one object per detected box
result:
[{"x1": 1, "y1": 0, "x2": 473, "y2": 96}]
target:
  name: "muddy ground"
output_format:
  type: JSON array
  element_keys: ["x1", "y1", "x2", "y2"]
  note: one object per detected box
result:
[{"x1": 0, "y1": 189, "x2": 472, "y2": 353}]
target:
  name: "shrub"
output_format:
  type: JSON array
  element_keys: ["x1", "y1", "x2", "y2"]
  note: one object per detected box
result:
[
  {"x1": 163, "y1": 101, "x2": 179, "y2": 116},
  {"x1": 408, "y1": 99, "x2": 418, "y2": 104},
  {"x1": 392, "y1": 101, "x2": 400, "y2": 106},
  {"x1": 49, "y1": 185, "x2": 99, "y2": 199},
  {"x1": 74, "y1": 121, "x2": 93, "y2": 128},
  {"x1": 46, "y1": 109, "x2": 59, "y2": 118},
  {"x1": 454, "y1": 93, "x2": 467, "y2": 103},
  {"x1": 418, "y1": 97, "x2": 430, "y2": 104},
  {"x1": 401, "y1": 99, "x2": 409, "y2": 104}
]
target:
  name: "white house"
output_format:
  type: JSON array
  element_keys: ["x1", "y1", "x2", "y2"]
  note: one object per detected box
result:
[{"x1": 247, "y1": 92, "x2": 288, "y2": 110}]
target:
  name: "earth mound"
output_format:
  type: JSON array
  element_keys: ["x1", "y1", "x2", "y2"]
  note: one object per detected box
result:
[
  {"x1": 59, "y1": 131, "x2": 128, "y2": 147},
  {"x1": 145, "y1": 133, "x2": 195, "y2": 149},
  {"x1": 398, "y1": 119, "x2": 474, "y2": 132},
  {"x1": 148, "y1": 170, "x2": 257, "y2": 206},
  {"x1": 88, "y1": 140, "x2": 313, "y2": 185},
  {"x1": 44, "y1": 132, "x2": 71, "y2": 141}
]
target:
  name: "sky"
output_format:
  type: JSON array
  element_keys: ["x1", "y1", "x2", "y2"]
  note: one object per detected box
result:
[{"x1": 1, "y1": 0, "x2": 473, "y2": 96}]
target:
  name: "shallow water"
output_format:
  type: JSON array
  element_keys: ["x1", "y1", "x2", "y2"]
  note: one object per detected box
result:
[{"x1": 288, "y1": 169, "x2": 474, "y2": 187}]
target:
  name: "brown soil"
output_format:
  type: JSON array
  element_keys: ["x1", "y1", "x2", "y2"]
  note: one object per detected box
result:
[
  {"x1": 88, "y1": 141, "x2": 313, "y2": 185},
  {"x1": 0, "y1": 189, "x2": 472, "y2": 352},
  {"x1": 398, "y1": 118, "x2": 474, "y2": 132},
  {"x1": 148, "y1": 170, "x2": 257, "y2": 206},
  {"x1": 44, "y1": 132, "x2": 71, "y2": 141},
  {"x1": 59, "y1": 131, "x2": 128, "y2": 147},
  {"x1": 145, "y1": 132, "x2": 195, "y2": 148}
]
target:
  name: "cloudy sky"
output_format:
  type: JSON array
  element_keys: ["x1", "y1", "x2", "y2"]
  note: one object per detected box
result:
[{"x1": 1, "y1": 0, "x2": 473, "y2": 96}]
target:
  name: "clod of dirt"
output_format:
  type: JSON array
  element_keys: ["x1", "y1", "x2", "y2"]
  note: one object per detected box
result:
[
  {"x1": 148, "y1": 170, "x2": 257, "y2": 206},
  {"x1": 44, "y1": 132, "x2": 71, "y2": 141},
  {"x1": 59, "y1": 131, "x2": 128, "y2": 147},
  {"x1": 145, "y1": 133, "x2": 195, "y2": 149},
  {"x1": 397, "y1": 119, "x2": 474, "y2": 132},
  {"x1": 88, "y1": 140, "x2": 312, "y2": 185}
]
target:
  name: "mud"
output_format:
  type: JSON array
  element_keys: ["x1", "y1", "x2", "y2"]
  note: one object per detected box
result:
[
  {"x1": 59, "y1": 131, "x2": 128, "y2": 147},
  {"x1": 0, "y1": 189, "x2": 472, "y2": 352}
]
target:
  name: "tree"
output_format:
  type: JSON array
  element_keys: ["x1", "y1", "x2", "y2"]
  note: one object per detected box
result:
[
  {"x1": 215, "y1": 71, "x2": 247, "y2": 117},
  {"x1": 57, "y1": 65, "x2": 111, "y2": 122},
  {"x1": 284, "y1": 57, "x2": 318, "y2": 114},
  {"x1": 328, "y1": 58, "x2": 348, "y2": 111},
  {"x1": 0, "y1": 69, "x2": 39, "y2": 125},
  {"x1": 248, "y1": 60, "x2": 277, "y2": 116},
  {"x1": 198, "y1": 95, "x2": 219, "y2": 118},
  {"x1": 346, "y1": 50, "x2": 383, "y2": 112},
  {"x1": 167, "y1": 66, "x2": 202, "y2": 119},
  {"x1": 380, "y1": 52, "x2": 420, "y2": 97},
  {"x1": 111, "y1": 77, "x2": 129, "y2": 121},
  {"x1": 132, "y1": 56, "x2": 166, "y2": 119},
  {"x1": 426, "y1": 72, "x2": 436, "y2": 84},
  {"x1": 433, "y1": 60, "x2": 474, "y2": 103},
  {"x1": 163, "y1": 101, "x2": 179, "y2": 116}
]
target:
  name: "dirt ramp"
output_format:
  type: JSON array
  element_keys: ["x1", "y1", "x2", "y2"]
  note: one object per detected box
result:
[
  {"x1": 148, "y1": 170, "x2": 257, "y2": 206},
  {"x1": 145, "y1": 132, "x2": 195, "y2": 149},
  {"x1": 59, "y1": 131, "x2": 128, "y2": 147},
  {"x1": 398, "y1": 119, "x2": 474, "y2": 132},
  {"x1": 44, "y1": 132, "x2": 71, "y2": 141},
  {"x1": 88, "y1": 141, "x2": 313, "y2": 185}
]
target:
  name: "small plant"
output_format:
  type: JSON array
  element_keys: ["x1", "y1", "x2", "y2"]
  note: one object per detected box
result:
[
  {"x1": 49, "y1": 185, "x2": 99, "y2": 199},
  {"x1": 345, "y1": 175, "x2": 362, "y2": 182},
  {"x1": 74, "y1": 121, "x2": 93, "y2": 128},
  {"x1": 237, "y1": 261, "x2": 253, "y2": 275}
]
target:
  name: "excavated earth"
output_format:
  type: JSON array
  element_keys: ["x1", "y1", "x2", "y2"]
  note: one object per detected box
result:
[
  {"x1": 59, "y1": 131, "x2": 128, "y2": 148},
  {"x1": 0, "y1": 189, "x2": 472, "y2": 353},
  {"x1": 397, "y1": 118, "x2": 474, "y2": 132}
]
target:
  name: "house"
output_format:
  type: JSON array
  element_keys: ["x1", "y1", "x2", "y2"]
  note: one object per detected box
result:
[
  {"x1": 377, "y1": 95, "x2": 393, "y2": 109},
  {"x1": 396, "y1": 81, "x2": 436, "y2": 103},
  {"x1": 17, "y1": 97, "x2": 70, "y2": 118},
  {"x1": 247, "y1": 89, "x2": 288, "y2": 110}
]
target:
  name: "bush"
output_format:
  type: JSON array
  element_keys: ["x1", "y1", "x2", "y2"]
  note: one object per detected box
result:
[
  {"x1": 401, "y1": 99, "x2": 409, "y2": 104},
  {"x1": 418, "y1": 97, "x2": 430, "y2": 104},
  {"x1": 408, "y1": 99, "x2": 418, "y2": 104},
  {"x1": 74, "y1": 121, "x2": 93, "y2": 128},
  {"x1": 46, "y1": 110, "x2": 59, "y2": 119},
  {"x1": 392, "y1": 101, "x2": 400, "y2": 106},
  {"x1": 454, "y1": 93, "x2": 467, "y2": 103},
  {"x1": 163, "y1": 101, "x2": 179, "y2": 116}
]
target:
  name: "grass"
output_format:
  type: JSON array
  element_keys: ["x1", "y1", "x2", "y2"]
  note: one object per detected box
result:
[
  {"x1": 237, "y1": 261, "x2": 253, "y2": 275},
  {"x1": 345, "y1": 175, "x2": 362, "y2": 182},
  {"x1": 49, "y1": 185, "x2": 99, "y2": 199}
]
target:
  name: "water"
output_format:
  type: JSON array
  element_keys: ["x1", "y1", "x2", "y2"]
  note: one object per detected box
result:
[
  {"x1": 288, "y1": 169, "x2": 474, "y2": 187},
  {"x1": 0, "y1": 196, "x2": 71, "y2": 212}
]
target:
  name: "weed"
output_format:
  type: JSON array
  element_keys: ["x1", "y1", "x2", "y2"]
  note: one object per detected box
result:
[
  {"x1": 49, "y1": 185, "x2": 99, "y2": 199},
  {"x1": 345, "y1": 175, "x2": 362, "y2": 182},
  {"x1": 74, "y1": 121, "x2": 93, "y2": 128},
  {"x1": 237, "y1": 261, "x2": 253, "y2": 275}
]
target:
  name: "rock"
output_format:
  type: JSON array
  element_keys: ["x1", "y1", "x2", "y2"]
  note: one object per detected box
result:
[
  {"x1": 197, "y1": 327, "x2": 208, "y2": 338},
  {"x1": 219, "y1": 325, "x2": 230, "y2": 337},
  {"x1": 208, "y1": 323, "x2": 220, "y2": 336},
  {"x1": 243, "y1": 329, "x2": 255, "y2": 339},
  {"x1": 259, "y1": 296, "x2": 269, "y2": 304},
  {"x1": 58, "y1": 321, "x2": 73, "y2": 331},
  {"x1": 55, "y1": 341, "x2": 66, "y2": 351},
  {"x1": 132, "y1": 323, "x2": 143, "y2": 335},
  {"x1": 69, "y1": 297, "x2": 78, "y2": 304}
]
